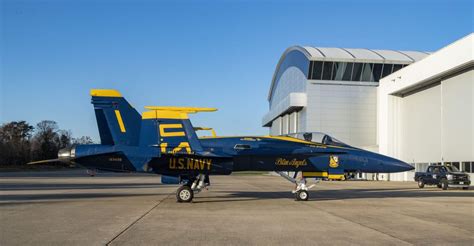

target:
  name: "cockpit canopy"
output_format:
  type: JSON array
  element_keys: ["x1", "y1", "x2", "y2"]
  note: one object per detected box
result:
[{"x1": 286, "y1": 132, "x2": 351, "y2": 147}]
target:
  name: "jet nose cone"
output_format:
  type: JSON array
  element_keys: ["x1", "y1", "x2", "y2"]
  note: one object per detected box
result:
[
  {"x1": 367, "y1": 153, "x2": 414, "y2": 173},
  {"x1": 396, "y1": 161, "x2": 414, "y2": 172}
]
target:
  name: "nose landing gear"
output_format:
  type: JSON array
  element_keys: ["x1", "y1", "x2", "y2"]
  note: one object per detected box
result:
[
  {"x1": 296, "y1": 190, "x2": 309, "y2": 201},
  {"x1": 278, "y1": 171, "x2": 318, "y2": 201}
]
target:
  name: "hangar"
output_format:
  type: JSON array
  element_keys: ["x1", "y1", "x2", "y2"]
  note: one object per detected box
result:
[
  {"x1": 378, "y1": 34, "x2": 473, "y2": 181},
  {"x1": 263, "y1": 33, "x2": 473, "y2": 181}
]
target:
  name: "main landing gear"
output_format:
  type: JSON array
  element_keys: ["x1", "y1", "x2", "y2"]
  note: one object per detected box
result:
[
  {"x1": 277, "y1": 171, "x2": 318, "y2": 201},
  {"x1": 176, "y1": 174, "x2": 209, "y2": 203}
]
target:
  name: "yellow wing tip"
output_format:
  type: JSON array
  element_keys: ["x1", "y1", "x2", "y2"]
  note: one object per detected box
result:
[
  {"x1": 144, "y1": 106, "x2": 217, "y2": 113},
  {"x1": 90, "y1": 89, "x2": 122, "y2": 97}
]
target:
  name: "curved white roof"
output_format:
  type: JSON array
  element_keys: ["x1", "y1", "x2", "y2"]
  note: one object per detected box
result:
[
  {"x1": 302, "y1": 46, "x2": 429, "y2": 63},
  {"x1": 268, "y1": 46, "x2": 430, "y2": 100}
]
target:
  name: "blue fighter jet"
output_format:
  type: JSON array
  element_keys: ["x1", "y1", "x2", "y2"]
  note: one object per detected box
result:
[{"x1": 32, "y1": 89, "x2": 414, "y2": 202}]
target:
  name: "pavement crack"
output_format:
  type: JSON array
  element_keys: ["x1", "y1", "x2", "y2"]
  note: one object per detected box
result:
[{"x1": 105, "y1": 192, "x2": 172, "y2": 245}]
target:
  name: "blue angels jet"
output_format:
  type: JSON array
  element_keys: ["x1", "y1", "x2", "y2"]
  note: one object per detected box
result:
[{"x1": 31, "y1": 89, "x2": 414, "y2": 202}]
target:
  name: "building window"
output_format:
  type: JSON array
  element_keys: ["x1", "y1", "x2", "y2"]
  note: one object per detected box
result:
[
  {"x1": 342, "y1": 62, "x2": 354, "y2": 81},
  {"x1": 381, "y1": 64, "x2": 393, "y2": 78},
  {"x1": 360, "y1": 63, "x2": 374, "y2": 81},
  {"x1": 392, "y1": 64, "x2": 404, "y2": 73},
  {"x1": 462, "y1": 162, "x2": 472, "y2": 173},
  {"x1": 311, "y1": 61, "x2": 323, "y2": 80},
  {"x1": 352, "y1": 62, "x2": 363, "y2": 81},
  {"x1": 332, "y1": 62, "x2": 345, "y2": 80},
  {"x1": 321, "y1": 61, "x2": 334, "y2": 80},
  {"x1": 307, "y1": 61, "x2": 407, "y2": 82},
  {"x1": 372, "y1": 63, "x2": 383, "y2": 81},
  {"x1": 452, "y1": 162, "x2": 460, "y2": 170}
]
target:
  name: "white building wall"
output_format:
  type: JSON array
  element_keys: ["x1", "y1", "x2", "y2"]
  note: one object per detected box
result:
[
  {"x1": 399, "y1": 85, "x2": 442, "y2": 163},
  {"x1": 379, "y1": 34, "x2": 474, "y2": 181},
  {"x1": 298, "y1": 108, "x2": 306, "y2": 133},
  {"x1": 281, "y1": 114, "x2": 289, "y2": 135},
  {"x1": 441, "y1": 71, "x2": 474, "y2": 162},
  {"x1": 289, "y1": 111, "x2": 298, "y2": 133},
  {"x1": 270, "y1": 117, "x2": 282, "y2": 136},
  {"x1": 306, "y1": 83, "x2": 377, "y2": 148},
  {"x1": 269, "y1": 67, "x2": 307, "y2": 110}
]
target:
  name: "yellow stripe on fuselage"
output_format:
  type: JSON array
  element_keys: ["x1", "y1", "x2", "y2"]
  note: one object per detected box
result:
[
  {"x1": 303, "y1": 172, "x2": 328, "y2": 177},
  {"x1": 198, "y1": 135, "x2": 355, "y2": 150},
  {"x1": 328, "y1": 174, "x2": 345, "y2": 180},
  {"x1": 114, "y1": 110, "x2": 126, "y2": 133}
]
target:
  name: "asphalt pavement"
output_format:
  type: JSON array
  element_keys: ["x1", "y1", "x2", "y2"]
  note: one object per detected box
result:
[{"x1": 1, "y1": 170, "x2": 473, "y2": 245}]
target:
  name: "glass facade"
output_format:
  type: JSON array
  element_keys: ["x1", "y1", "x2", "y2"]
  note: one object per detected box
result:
[{"x1": 308, "y1": 61, "x2": 408, "y2": 82}]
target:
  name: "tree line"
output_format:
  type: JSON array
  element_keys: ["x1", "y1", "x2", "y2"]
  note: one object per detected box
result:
[{"x1": 0, "y1": 120, "x2": 94, "y2": 166}]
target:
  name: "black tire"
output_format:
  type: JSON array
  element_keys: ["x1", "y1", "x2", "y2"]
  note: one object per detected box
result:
[
  {"x1": 440, "y1": 179, "x2": 448, "y2": 190},
  {"x1": 437, "y1": 184, "x2": 442, "y2": 188},
  {"x1": 295, "y1": 190, "x2": 309, "y2": 201},
  {"x1": 417, "y1": 179, "x2": 425, "y2": 188},
  {"x1": 176, "y1": 185, "x2": 194, "y2": 203},
  {"x1": 87, "y1": 169, "x2": 97, "y2": 177},
  {"x1": 462, "y1": 187, "x2": 469, "y2": 190}
]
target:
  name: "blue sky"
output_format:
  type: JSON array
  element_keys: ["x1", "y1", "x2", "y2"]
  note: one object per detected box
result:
[{"x1": 1, "y1": 0, "x2": 473, "y2": 141}]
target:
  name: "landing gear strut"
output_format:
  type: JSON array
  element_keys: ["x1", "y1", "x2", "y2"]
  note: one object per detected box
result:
[
  {"x1": 176, "y1": 174, "x2": 209, "y2": 203},
  {"x1": 278, "y1": 171, "x2": 318, "y2": 201}
]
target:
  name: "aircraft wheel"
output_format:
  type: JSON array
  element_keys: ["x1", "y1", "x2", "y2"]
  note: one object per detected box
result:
[
  {"x1": 87, "y1": 169, "x2": 97, "y2": 177},
  {"x1": 295, "y1": 190, "x2": 309, "y2": 201},
  {"x1": 417, "y1": 179, "x2": 425, "y2": 188},
  {"x1": 462, "y1": 187, "x2": 469, "y2": 190},
  {"x1": 176, "y1": 185, "x2": 194, "y2": 203},
  {"x1": 437, "y1": 184, "x2": 442, "y2": 188},
  {"x1": 440, "y1": 179, "x2": 448, "y2": 190}
]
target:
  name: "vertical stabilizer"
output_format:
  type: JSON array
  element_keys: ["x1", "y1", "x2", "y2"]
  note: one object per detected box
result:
[{"x1": 90, "y1": 89, "x2": 141, "y2": 146}]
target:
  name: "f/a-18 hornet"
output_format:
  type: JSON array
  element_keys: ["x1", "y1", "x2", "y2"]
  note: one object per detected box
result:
[{"x1": 33, "y1": 89, "x2": 414, "y2": 202}]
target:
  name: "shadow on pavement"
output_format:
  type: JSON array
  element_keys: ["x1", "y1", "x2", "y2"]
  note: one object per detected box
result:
[
  {"x1": 0, "y1": 192, "x2": 167, "y2": 204},
  {"x1": 192, "y1": 188, "x2": 473, "y2": 203},
  {"x1": 0, "y1": 182, "x2": 166, "y2": 191}
]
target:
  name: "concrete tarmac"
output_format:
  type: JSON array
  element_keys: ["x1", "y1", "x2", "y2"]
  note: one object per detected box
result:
[{"x1": 0, "y1": 170, "x2": 473, "y2": 245}]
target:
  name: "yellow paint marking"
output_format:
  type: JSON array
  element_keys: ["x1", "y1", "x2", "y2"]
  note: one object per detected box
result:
[
  {"x1": 160, "y1": 143, "x2": 168, "y2": 153},
  {"x1": 159, "y1": 124, "x2": 185, "y2": 137},
  {"x1": 328, "y1": 174, "x2": 345, "y2": 180},
  {"x1": 329, "y1": 155, "x2": 339, "y2": 168},
  {"x1": 142, "y1": 110, "x2": 189, "y2": 119},
  {"x1": 171, "y1": 142, "x2": 192, "y2": 154},
  {"x1": 303, "y1": 172, "x2": 328, "y2": 177},
  {"x1": 114, "y1": 110, "x2": 126, "y2": 133},
  {"x1": 90, "y1": 89, "x2": 122, "y2": 97}
]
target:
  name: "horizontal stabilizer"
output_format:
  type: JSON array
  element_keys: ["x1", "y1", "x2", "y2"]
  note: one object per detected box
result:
[{"x1": 144, "y1": 106, "x2": 217, "y2": 113}]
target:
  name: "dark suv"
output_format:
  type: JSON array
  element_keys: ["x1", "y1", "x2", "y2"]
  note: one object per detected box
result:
[{"x1": 414, "y1": 165, "x2": 470, "y2": 190}]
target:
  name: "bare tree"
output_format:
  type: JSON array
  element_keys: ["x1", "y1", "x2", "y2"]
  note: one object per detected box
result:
[
  {"x1": 0, "y1": 121, "x2": 34, "y2": 166},
  {"x1": 31, "y1": 120, "x2": 60, "y2": 161},
  {"x1": 58, "y1": 130, "x2": 72, "y2": 149},
  {"x1": 72, "y1": 136, "x2": 94, "y2": 145},
  {"x1": 0, "y1": 120, "x2": 95, "y2": 166}
]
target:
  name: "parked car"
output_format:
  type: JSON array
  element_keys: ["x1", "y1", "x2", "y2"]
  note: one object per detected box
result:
[{"x1": 414, "y1": 165, "x2": 470, "y2": 190}]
